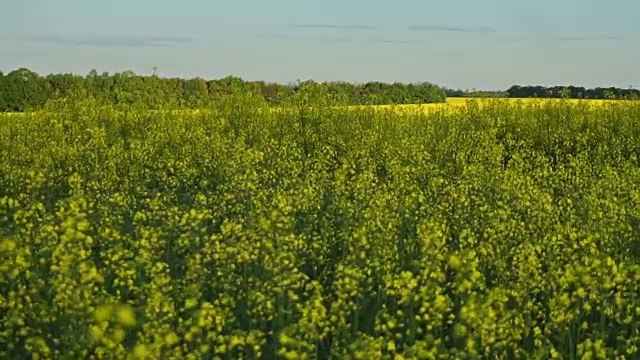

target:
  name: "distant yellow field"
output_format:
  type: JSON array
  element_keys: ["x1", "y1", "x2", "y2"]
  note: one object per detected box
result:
[
  {"x1": 356, "y1": 97, "x2": 628, "y2": 114},
  {"x1": 398, "y1": 97, "x2": 616, "y2": 108},
  {"x1": 0, "y1": 97, "x2": 631, "y2": 118},
  {"x1": 444, "y1": 97, "x2": 615, "y2": 106}
]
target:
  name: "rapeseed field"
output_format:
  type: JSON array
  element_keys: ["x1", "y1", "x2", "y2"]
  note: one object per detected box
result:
[{"x1": 1, "y1": 98, "x2": 639, "y2": 359}]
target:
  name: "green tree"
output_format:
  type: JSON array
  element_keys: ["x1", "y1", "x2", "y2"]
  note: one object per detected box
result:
[
  {"x1": 0, "y1": 67, "x2": 453, "y2": 110},
  {"x1": 112, "y1": 70, "x2": 148, "y2": 107},
  {"x1": 183, "y1": 77, "x2": 209, "y2": 108},
  {"x1": 46, "y1": 73, "x2": 85, "y2": 98},
  {"x1": 0, "y1": 70, "x2": 6, "y2": 111},
  {"x1": 3, "y1": 68, "x2": 51, "y2": 111}
]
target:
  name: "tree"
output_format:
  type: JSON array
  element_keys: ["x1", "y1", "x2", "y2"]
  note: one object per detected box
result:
[
  {"x1": 0, "y1": 66, "x2": 454, "y2": 110},
  {"x1": 46, "y1": 73, "x2": 84, "y2": 97},
  {"x1": 183, "y1": 77, "x2": 209, "y2": 108},
  {"x1": 3, "y1": 68, "x2": 51, "y2": 111},
  {"x1": 0, "y1": 70, "x2": 6, "y2": 111}
]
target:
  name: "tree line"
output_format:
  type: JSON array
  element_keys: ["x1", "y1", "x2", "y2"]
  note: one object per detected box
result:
[
  {"x1": 0, "y1": 68, "x2": 446, "y2": 112},
  {"x1": 444, "y1": 86, "x2": 640, "y2": 99},
  {"x1": 443, "y1": 88, "x2": 507, "y2": 98},
  {"x1": 505, "y1": 85, "x2": 640, "y2": 100},
  {"x1": 2, "y1": 68, "x2": 638, "y2": 112}
]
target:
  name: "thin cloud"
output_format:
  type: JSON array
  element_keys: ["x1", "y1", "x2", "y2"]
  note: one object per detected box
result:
[
  {"x1": 555, "y1": 36, "x2": 590, "y2": 41},
  {"x1": 19, "y1": 34, "x2": 194, "y2": 48},
  {"x1": 407, "y1": 25, "x2": 496, "y2": 33},
  {"x1": 556, "y1": 35, "x2": 622, "y2": 41},
  {"x1": 252, "y1": 32, "x2": 354, "y2": 45},
  {"x1": 288, "y1": 24, "x2": 377, "y2": 31},
  {"x1": 255, "y1": 33, "x2": 351, "y2": 44}
]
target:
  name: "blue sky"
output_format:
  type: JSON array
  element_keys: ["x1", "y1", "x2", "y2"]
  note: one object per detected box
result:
[{"x1": 1, "y1": 0, "x2": 638, "y2": 89}]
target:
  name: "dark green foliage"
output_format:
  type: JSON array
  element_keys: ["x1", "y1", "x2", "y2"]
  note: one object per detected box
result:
[
  {"x1": 0, "y1": 71, "x2": 5, "y2": 111},
  {"x1": 0, "y1": 68, "x2": 53, "y2": 112},
  {"x1": 0, "y1": 68, "x2": 447, "y2": 112},
  {"x1": 506, "y1": 85, "x2": 640, "y2": 100}
]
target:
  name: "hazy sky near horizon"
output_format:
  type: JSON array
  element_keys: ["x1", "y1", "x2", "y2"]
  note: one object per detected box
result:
[{"x1": 1, "y1": 0, "x2": 638, "y2": 89}]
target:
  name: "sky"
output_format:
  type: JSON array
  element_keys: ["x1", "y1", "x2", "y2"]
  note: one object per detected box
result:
[{"x1": 1, "y1": 0, "x2": 639, "y2": 90}]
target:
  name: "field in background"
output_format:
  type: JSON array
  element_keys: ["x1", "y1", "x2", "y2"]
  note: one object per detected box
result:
[
  {"x1": 339, "y1": 97, "x2": 632, "y2": 115},
  {"x1": 444, "y1": 97, "x2": 617, "y2": 106},
  {"x1": 0, "y1": 97, "x2": 633, "y2": 118},
  {"x1": 371, "y1": 96, "x2": 624, "y2": 110}
]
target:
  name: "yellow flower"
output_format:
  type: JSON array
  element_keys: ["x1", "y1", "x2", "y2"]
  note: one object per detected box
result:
[
  {"x1": 95, "y1": 305, "x2": 112, "y2": 322},
  {"x1": 133, "y1": 344, "x2": 151, "y2": 359},
  {"x1": 116, "y1": 305, "x2": 136, "y2": 327}
]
